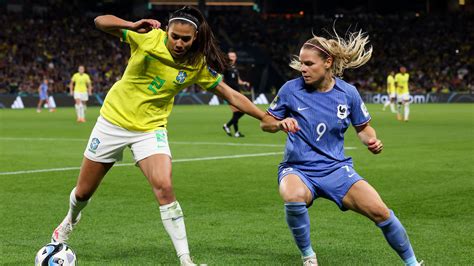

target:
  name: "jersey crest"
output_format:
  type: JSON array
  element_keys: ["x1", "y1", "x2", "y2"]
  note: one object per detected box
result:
[
  {"x1": 175, "y1": 71, "x2": 187, "y2": 84},
  {"x1": 337, "y1": 104, "x2": 348, "y2": 119}
]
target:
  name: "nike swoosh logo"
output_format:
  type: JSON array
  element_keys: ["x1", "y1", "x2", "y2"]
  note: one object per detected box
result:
[
  {"x1": 348, "y1": 173, "x2": 356, "y2": 177},
  {"x1": 297, "y1": 107, "x2": 309, "y2": 111}
]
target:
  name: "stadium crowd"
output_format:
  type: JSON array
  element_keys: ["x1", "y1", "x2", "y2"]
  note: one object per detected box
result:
[{"x1": 0, "y1": 7, "x2": 472, "y2": 95}]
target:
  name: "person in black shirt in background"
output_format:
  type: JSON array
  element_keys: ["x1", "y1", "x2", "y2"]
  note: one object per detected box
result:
[{"x1": 222, "y1": 50, "x2": 251, "y2": 137}]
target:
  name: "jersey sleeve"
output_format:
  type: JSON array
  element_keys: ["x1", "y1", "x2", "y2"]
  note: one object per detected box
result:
[
  {"x1": 121, "y1": 29, "x2": 161, "y2": 52},
  {"x1": 195, "y1": 65, "x2": 222, "y2": 91},
  {"x1": 348, "y1": 86, "x2": 371, "y2": 126},
  {"x1": 266, "y1": 83, "x2": 290, "y2": 120},
  {"x1": 86, "y1": 74, "x2": 91, "y2": 83},
  {"x1": 71, "y1": 73, "x2": 77, "y2": 83}
]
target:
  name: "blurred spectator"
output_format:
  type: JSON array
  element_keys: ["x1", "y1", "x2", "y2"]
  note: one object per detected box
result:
[{"x1": 0, "y1": 7, "x2": 472, "y2": 95}]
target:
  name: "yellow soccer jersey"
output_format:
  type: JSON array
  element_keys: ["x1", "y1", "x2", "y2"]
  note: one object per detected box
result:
[
  {"x1": 100, "y1": 28, "x2": 222, "y2": 132},
  {"x1": 387, "y1": 75, "x2": 395, "y2": 94},
  {"x1": 71, "y1": 73, "x2": 91, "y2": 93},
  {"x1": 395, "y1": 73, "x2": 410, "y2": 95}
]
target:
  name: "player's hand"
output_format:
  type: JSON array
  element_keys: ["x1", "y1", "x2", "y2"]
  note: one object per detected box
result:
[
  {"x1": 367, "y1": 138, "x2": 383, "y2": 154},
  {"x1": 131, "y1": 19, "x2": 161, "y2": 33},
  {"x1": 278, "y1": 118, "x2": 300, "y2": 133}
]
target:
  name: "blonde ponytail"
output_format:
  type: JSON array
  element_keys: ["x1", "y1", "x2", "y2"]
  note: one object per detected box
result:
[{"x1": 290, "y1": 28, "x2": 373, "y2": 77}]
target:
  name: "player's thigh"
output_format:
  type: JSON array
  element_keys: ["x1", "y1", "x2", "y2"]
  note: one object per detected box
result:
[
  {"x1": 342, "y1": 180, "x2": 389, "y2": 223},
  {"x1": 279, "y1": 174, "x2": 312, "y2": 204},
  {"x1": 137, "y1": 154, "x2": 172, "y2": 189},
  {"x1": 229, "y1": 105, "x2": 239, "y2": 113}
]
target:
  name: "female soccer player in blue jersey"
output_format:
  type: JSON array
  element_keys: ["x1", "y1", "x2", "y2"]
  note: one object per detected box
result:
[
  {"x1": 261, "y1": 31, "x2": 422, "y2": 266},
  {"x1": 50, "y1": 6, "x2": 265, "y2": 265},
  {"x1": 36, "y1": 78, "x2": 55, "y2": 113}
]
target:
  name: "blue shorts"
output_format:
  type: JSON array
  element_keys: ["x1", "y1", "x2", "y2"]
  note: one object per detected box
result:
[
  {"x1": 39, "y1": 93, "x2": 48, "y2": 100},
  {"x1": 278, "y1": 165, "x2": 365, "y2": 211}
]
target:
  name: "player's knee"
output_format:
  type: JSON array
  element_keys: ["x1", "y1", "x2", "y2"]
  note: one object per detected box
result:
[
  {"x1": 153, "y1": 180, "x2": 174, "y2": 196},
  {"x1": 280, "y1": 189, "x2": 308, "y2": 203},
  {"x1": 369, "y1": 205, "x2": 390, "y2": 223}
]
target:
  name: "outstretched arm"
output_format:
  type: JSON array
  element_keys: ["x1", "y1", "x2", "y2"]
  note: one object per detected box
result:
[
  {"x1": 94, "y1": 15, "x2": 161, "y2": 37},
  {"x1": 261, "y1": 113, "x2": 299, "y2": 133},
  {"x1": 212, "y1": 81, "x2": 265, "y2": 120},
  {"x1": 354, "y1": 123, "x2": 383, "y2": 154}
]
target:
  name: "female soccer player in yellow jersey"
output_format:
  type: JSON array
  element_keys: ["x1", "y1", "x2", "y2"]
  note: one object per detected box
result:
[
  {"x1": 395, "y1": 66, "x2": 411, "y2": 121},
  {"x1": 50, "y1": 6, "x2": 265, "y2": 265},
  {"x1": 382, "y1": 70, "x2": 397, "y2": 113},
  {"x1": 69, "y1": 65, "x2": 92, "y2": 122}
]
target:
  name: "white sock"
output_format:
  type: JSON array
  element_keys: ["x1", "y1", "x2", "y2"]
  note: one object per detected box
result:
[
  {"x1": 75, "y1": 104, "x2": 80, "y2": 118},
  {"x1": 67, "y1": 187, "x2": 89, "y2": 223},
  {"x1": 383, "y1": 101, "x2": 390, "y2": 109},
  {"x1": 404, "y1": 103, "x2": 410, "y2": 120},
  {"x1": 79, "y1": 104, "x2": 85, "y2": 119},
  {"x1": 390, "y1": 103, "x2": 396, "y2": 113},
  {"x1": 160, "y1": 201, "x2": 190, "y2": 258}
]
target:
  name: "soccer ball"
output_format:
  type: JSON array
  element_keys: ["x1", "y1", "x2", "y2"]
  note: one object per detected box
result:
[{"x1": 35, "y1": 242, "x2": 77, "y2": 266}]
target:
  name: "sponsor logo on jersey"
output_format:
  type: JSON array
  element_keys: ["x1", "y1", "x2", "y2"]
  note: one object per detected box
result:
[{"x1": 337, "y1": 104, "x2": 348, "y2": 119}]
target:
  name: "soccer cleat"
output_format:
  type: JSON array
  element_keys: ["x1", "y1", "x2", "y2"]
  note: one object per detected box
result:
[
  {"x1": 302, "y1": 255, "x2": 318, "y2": 266},
  {"x1": 51, "y1": 214, "x2": 81, "y2": 243},
  {"x1": 234, "y1": 131, "x2": 245, "y2": 138},
  {"x1": 179, "y1": 254, "x2": 197, "y2": 266},
  {"x1": 222, "y1": 124, "x2": 232, "y2": 136},
  {"x1": 416, "y1": 260, "x2": 424, "y2": 266},
  {"x1": 397, "y1": 113, "x2": 403, "y2": 121}
]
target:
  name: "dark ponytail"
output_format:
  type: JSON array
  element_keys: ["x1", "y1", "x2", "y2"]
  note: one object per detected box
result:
[{"x1": 169, "y1": 6, "x2": 229, "y2": 72}]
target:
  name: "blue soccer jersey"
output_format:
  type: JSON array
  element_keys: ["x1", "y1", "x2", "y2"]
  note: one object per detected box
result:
[
  {"x1": 267, "y1": 77, "x2": 371, "y2": 177},
  {"x1": 40, "y1": 83, "x2": 49, "y2": 99}
]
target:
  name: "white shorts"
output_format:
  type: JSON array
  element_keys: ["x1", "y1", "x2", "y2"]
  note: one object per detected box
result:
[
  {"x1": 397, "y1": 93, "x2": 410, "y2": 102},
  {"x1": 389, "y1": 92, "x2": 397, "y2": 99},
  {"x1": 84, "y1": 116, "x2": 171, "y2": 163},
  {"x1": 74, "y1": 92, "x2": 89, "y2": 101}
]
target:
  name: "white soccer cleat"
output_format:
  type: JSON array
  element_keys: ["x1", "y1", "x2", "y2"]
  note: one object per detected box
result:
[
  {"x1": 179, "y1": 254, "x2": 198, "y2": 266},
  {"x1": 222, "y1": 124, "x2": 231, "y2": 136},
  {"x1": 302, "y1": 255, "x2": 318, "y2": 266},
  {"x1": 51, "y1": 214, "x2": 81, "y2": 243},
  {"x1": 416, "y1": 260, "x2": 424, "y2": 266}
]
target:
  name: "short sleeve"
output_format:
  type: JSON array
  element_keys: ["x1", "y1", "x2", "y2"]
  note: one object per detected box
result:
[
  {"x1": 71, "y1": 73, "x2": 77, "y2": 82},
  {"x1": 195, "y1": 65, "x2": 222, "y2": 91},
  {"x1": 348, "y1": 87, "x2": 371, "y2": 126},
  {"x1": 266, "y1": 84, "x2": 290, "y2": 120},
  {"x1": 121, "y1": 29, "x2": 161, "y2": 52}
]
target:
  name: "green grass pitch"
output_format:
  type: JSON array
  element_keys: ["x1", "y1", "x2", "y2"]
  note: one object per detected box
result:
[{"x1": 0, "y1": 104, "x2": 473, "y2": 265}]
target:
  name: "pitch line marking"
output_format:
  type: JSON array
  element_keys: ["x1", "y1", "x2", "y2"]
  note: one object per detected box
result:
[
  {"x1": 0, "y1": 152, "x2": 284, "y2": 176},
  {"x1": 0, "y1": 137, "x2": 356, "y2": 149},
  {"x1": 0, "y1": 137, "x2": 283, "y2": 147}
]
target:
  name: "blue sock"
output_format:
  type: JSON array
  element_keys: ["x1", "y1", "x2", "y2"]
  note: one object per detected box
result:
[
  {"x1": 377, "y1": 210, "x2": 416, "y2": 265},
  {"x1": 285, "y1": 202, "x2": 315, "y2": 257}
]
